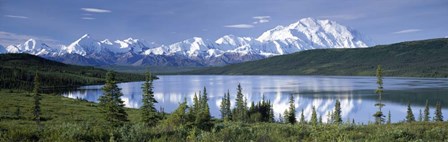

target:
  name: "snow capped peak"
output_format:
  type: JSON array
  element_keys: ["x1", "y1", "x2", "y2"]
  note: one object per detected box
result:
[
  {"x1": 101, "y1": 39, "x2": 113, "y2": 45},
  {"x1": 257, "y1": 17, "x2": 372, "y2": 48}
]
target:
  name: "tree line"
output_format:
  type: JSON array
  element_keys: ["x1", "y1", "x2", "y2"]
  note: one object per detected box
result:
[{"x1": 28, "y1": 65, "x2": 446, "y2": 140}]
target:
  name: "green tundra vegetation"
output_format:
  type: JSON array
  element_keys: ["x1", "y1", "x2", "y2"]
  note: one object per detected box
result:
[
  {"x1": 0, "y1": 70, "x2": 447, "y2": 141},
  {"x1": 186, "y1": 38, "x2": 448, "y2": 77},
  {"x1": 0, "y1": 53, "x2": 146, "y2": 91}
]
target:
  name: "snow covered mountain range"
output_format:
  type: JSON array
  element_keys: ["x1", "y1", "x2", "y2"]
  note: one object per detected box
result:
[{"x1": 0, "y1": 18, "x2": 374, "y2": 66}]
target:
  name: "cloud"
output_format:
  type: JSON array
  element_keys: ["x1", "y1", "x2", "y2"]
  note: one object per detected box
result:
[
  {"x1": 4, "y1": 15, "x2": 29, "y2": 19},
  {"x1": 224, "y1": 24, "x2": 254, "y2": 29},
  {"x1": 81, "y1": 17, "x2": 95, "y2": 20},
  {"x1": 319, "y1": 14, "x2": 364, "y2": 20},
  {"x1": 252, "y1": 16, "x2": 270, "y2": 24},
  {"x1": 393, "y1": 29, "x2": 421, "y2": 34},
  {"x1": 0, "y1": 31, "x2": 62, "y2": 47},
  {"x1": 81, "y1": 8, "x2": 111, "y2": 13}
]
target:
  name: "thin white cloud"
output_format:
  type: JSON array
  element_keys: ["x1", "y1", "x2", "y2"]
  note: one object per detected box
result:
[
  {"x1": 253, "y1": 16, "x2": 270, "y2": 19},
  {"x1": 252, "y1": 16, "x2": 270, "y2": 24},
  {"x1": 319, "y1": 14, "x2": 364, "y2": 20},
  {"x1": 0, "y1": 31, "x2": 62, "y2": 47},
  {"x1": 224, "y1": 24, "x2": 254, "y2": 29},
  {"x1": 393, "y1": 29, "x2": 421, "y2": 34},
  {"x1": 81, "y1": 17, "x2": 95, "y2": 20},
  {"x1": 4, "y1": 15, "x2": 29, "y2": 19},
  {"x1": 81, "y1": 8, "x2": 111, "y2": 13}
]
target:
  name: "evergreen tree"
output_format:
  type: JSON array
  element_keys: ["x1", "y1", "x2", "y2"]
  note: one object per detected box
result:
[
  {"x1": 326, "y1": 111, "x2": 332, "y2": 124},
  {"x1": 269, "y1": 103, "x2": 275, "y2": 122},
  {"x1": 406, "y1": 103, "x2": 415, "y2": 123},
  {"x1": 191, "y1": 93, "x2": 200, "y2": 117},
  {"x1": 374, "y1": 65, "x2": 385, "y2": 124},
  {"x1": 333, "y1": 100, "x2": 342, "y2": 124},
  {"x1": 220, "y1": 90, "x2": 232, "y2": 121},
  {"x1": 233, "y1": 83, "x2": 247, "y2": 122},
  {"x1": 98, "y1": 71, "x2": 128, "y2": 127},
  {"x1": 286, "y1": 94, "x2": 297, "y2": 124},
  {"x1": 32, "y1": 73, "x2": 42, "y2": 131},
  {"x1": 318, "y1": 115, "x2": 323, "y2": 124},
  {"x1": 140, "y1": 71, "x2": 158, "y2": 126},
  {"x1": 300, "y1": 109, "x2": 305, "y2": 124},
  {"x1": 195, "y1": 87, "x2": 212, "y2": 130},
  {"x1": 434, "y1": 102, "x2": 443, "y2": 122},
  {"x1": 418, "y1": 109, "x2": 422, "y2": 122},
  {"x1": 387, "y1": 110, "x2": 391, "y2": 124},
  {"x1": 311, "y1": 106, "x2": 318, "y2": 126},
  {"x1": 424, "y1": 100, "x2": 430, "y2": 122}
]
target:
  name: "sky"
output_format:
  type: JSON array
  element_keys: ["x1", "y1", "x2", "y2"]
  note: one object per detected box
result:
[{"x1": 0, "y1": 0, "x2": 447, "y2": 46}]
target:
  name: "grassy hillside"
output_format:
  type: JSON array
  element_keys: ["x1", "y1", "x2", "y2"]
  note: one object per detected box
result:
[
  {"x1": 0, "y1": 53, "x2": 145, "y2": 91},
  {"x1": 187, "y1": 38, "x2": 448, "y2": 77}
]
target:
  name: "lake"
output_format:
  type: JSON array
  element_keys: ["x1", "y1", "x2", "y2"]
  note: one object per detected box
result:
[{"x1": 62, "y1": 75, "x2": 448, "y2": 123}]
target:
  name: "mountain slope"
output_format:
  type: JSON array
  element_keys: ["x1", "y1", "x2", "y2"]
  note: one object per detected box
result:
[
  {"x1": 1, "y1": 18, "x2": 372, "y2": 66},
  {"x1": 0, "y1": 53, "x2": 145, "y2": 90},
  {"x1": 186, "y1": 38, "x2": 448, "y2": 77}
]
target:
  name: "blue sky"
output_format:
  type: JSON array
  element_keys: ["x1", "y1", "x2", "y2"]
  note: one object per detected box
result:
[{"x1": 0, "y1": 0, "x2": 447, "y2": 46}]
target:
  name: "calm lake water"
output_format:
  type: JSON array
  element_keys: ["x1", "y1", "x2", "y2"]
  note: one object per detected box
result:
[{"x1": 62, "y1": 75, "x2": 448, "y2": 123}]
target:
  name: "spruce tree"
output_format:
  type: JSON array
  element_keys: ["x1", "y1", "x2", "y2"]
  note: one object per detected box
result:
[
  {"x1": 424, "y1": 100, "x2": 430, "y2": 122},
  {"x1": 311, "y1": 106, "x2": 318, "y2": 126},
  {"x1": 141, "y1": 71, "x2": 158, "y2": 126},
  {"x1": 226, "y1": 91, "x2": 232, "y2": 120},
  {"x1": 287, "y1": 94, "x2": 296, "y2": 124},
  {"x1": 373, "y1": 65, "x2": 385, "y2": 124},
  {"x1": 220, "y1": 91, "x2": 229, "y2": 120},
  {"x1": 434, "y1": 102, "x2": 443, "y2": 122},
  {"x1": 233, "y1": 83, "x2": 247, "y2": 122},
  {"x1": 333, "y1": 100, "x2": 342, "y2": 124},
  {"x1": 98, "y1": 71, "x2": 129, "y2": 127},
  {"x1": 318, "y1": 115, "x2": 323, "y2": 124},
  {"x1": 300, "y1": 109, "x2": 305, "y2": 124},
  {"x1": 32, "y1": 73, "x2": 42, "y2": 131},
  {"x1": 418, "y1": 109, "x2": 422, "y2": 122},
  {"x1": 387, "y1": 110, "x2": 391, "y2": 124},
  {"x1": 195, "y1": 87, "x2": 212, "y2": 130},
  {"x1": 406, "y1": 103, "x2": 415, "y2": 123}
]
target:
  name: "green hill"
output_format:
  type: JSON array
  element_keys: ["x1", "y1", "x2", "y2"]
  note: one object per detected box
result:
[
  {"x1": 0, "y1": 53, "x2": 145, "y2": 91},
  {"x1": 186, "y1": 38, "x2": 448, "y2": 77}
]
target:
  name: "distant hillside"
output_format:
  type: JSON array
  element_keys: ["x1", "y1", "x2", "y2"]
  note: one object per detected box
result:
[
  {"x1": 0, "y1": 53, "x2": 145, "y2": 91},
  {"x1": 186, "y1": 38, "x2": 448, "y2": 77}
]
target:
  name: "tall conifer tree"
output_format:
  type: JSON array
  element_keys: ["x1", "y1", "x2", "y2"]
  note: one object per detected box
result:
[
  {"x1": 311, "y1": 106, "x2": 318, "y2": 126},
  {"x1": 141, "y1": 71, "x2": 158, "y2": 126},
  {"x1": 286, "y1": 94, "x2": 296, "y2": 124},
  {"x1": 374, "y1": 65, "x2": 385, "y2": 124},
  {"x1": 424, "y1": 100, "x2": 430, "y2": 122},
  {"x1": 98, "y1": 71, "x2": 129, "y2": 127},
  {"x1": 434, "y1": 102, "x2": 443, "y2": 122},
  {"x1": 406, "y1": 103, "x2": 415, "y2": 123},
  {"x1": 32, "y1": 73, "x2": 42, "y2": 131},
  {"x1": 333, "y1": 100, "x2": 342, "y2": 124}
]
